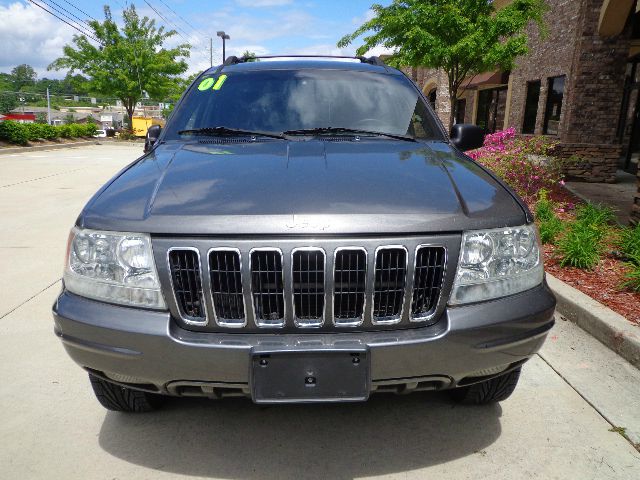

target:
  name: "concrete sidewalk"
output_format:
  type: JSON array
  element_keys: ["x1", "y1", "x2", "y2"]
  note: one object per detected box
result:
[{"x1": 566, "y1": 170, "x2": 637, "y2": 225}]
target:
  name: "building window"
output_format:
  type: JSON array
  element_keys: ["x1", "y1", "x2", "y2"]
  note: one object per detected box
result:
[
  {"x1": 522, "y1": 80, "x2": 541, "y2": 134},
  {"x1": 427, "y1": 88, "x2": 437, "y2": 109},
  {"x1": 475, "y1": 87, "x2": 508, "y2": 133},
  {"x1": 543, "y1": 76, "x2": 566, "y2": 135},
  {"x1": 455, "y1": 98, "x2": 466, "y2": 124}
]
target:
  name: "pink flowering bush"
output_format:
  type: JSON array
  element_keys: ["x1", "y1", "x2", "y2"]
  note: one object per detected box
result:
[{"x1": 466, "y1": 128, "x2": 563, "y2": 206}]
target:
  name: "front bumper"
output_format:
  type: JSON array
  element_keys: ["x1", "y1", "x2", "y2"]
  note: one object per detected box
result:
[{"x1": 52, "y1": 282, "x2": 555, "y2": 399}]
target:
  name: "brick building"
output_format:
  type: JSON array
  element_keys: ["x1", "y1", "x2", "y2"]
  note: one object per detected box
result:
[{"x1": 404, "y1": 0, "x2": 640, "y2": 224}]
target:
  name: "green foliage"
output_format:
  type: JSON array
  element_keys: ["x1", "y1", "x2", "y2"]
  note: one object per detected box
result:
[
  {"x1": 338, "y1": 0, "x2": 546, "y2": 127},
  {"x1": 621, "y1": 257, "x2": 640, "y2": 292},
  {"x1": 557, "y1": 225, "x2": 603, "y2": 270},
  {"x1": 48, "y1": 4, "x2": 190, "y2": 128},
  {"x1": 0, "y1": 120, "x2": 29, "y2": 145},
  {"x1": 575, "y1": 203, "x2": 616, "y2": 230},
  {"x1": 617, "y1": 223, "x2": 640, "y2": 261},
  {"x1": 534, "y1": 190, "x2": 564, "y2": 245},
  {"x1": 0, "y1": 120, "x2": 96, "y2": 144},
  {"x1": 35, "y1": 112, "x2": 48, "y2": 124},
  {"x1": 0, "y1": 91, "x2": 17, "y2": 114},
  {"x1": 11, "y1": 64, "x2": 37, "y2": 90},
  {"x1": 557, "y1": 203, "x2": 614, "y2": 270},
  {"x1": 63, "y1": 113, "x2": 76, "y2": 125}
]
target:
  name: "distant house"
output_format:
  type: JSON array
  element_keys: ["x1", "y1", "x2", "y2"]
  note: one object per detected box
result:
[{"x1": 0, "y1": 113, "x2": 36, "y2": 123}]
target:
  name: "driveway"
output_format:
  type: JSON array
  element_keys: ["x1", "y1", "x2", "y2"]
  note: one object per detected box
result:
[{"x1": 0, "y1": 144, "x2": 639, "y2": 479}]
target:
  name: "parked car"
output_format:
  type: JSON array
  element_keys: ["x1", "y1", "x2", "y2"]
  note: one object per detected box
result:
[
  {"x1": 53, "y1": 56, "x2": 555, "y2": 412},
  {"x1": 93, "y1": 129, "x2": 107, "y2": 138}
]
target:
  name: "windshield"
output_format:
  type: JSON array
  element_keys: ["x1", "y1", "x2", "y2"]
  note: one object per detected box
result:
[{"x1": 164, "y1": 69, "x2": 442, "y2": 140}]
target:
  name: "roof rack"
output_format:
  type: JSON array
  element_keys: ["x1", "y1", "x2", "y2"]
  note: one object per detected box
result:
[{"x1": 222, "y1": 55, "x2": 386, "y2": 67}]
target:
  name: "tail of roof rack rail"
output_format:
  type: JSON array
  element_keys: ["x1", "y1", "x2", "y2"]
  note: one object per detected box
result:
[{"x1": 223, "y1": 55, "x2": 386, "y2": 67}]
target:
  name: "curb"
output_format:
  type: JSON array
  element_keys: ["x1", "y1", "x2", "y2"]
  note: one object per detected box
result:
[
  {"x1": 0, "y1": 138, "x2": 143, "y2": 155},
  {"x1": 547, "y1": 273, "x2": 640, "y2": 369}
]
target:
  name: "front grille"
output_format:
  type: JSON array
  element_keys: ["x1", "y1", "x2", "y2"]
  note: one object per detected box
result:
[
  {"x1": 250, "y1": 249, "x2": 286, "y2": 327},
  {"x1": 411, "y1": 246, "x2": 446, "y2": 321},
  {"x1": 292, "y1": 248, "x2": 325, "y2": 326},
  {"x1": 209, "y1": 249, "x2": 245, "y2": 326},
  {"x1": 372, "y1": 247, "x2": 408, "y2": 324},
  {"x1": 165, "y1": 241, "x2": 448, "y2": 330},
  {"x1": 333, "y1": 248, "x2": 367, "y2": 326},
  {"x1": 168, "y1": 248, "x2": 206, "y2": 324}
]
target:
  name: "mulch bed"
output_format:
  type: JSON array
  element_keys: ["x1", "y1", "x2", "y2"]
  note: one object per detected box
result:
[{"x1": 541, "y1": 184, "x2": 640, "y2": 327}]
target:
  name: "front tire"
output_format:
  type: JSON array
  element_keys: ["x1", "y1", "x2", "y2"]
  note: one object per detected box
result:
[
  {"x1": 89, "y1": 374, "x2": 165, "y2": 412},
  {"x1": 450, "y1": 367, "x2": 522, "y2": 405}
]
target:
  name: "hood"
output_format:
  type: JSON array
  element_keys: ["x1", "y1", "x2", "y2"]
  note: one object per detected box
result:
[{"x1": 80, "y1": 139, "x2": 526, "y2": 235}]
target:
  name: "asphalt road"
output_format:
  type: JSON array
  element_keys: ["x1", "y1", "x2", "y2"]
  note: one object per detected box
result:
[{"x1": 0, "y1": 144, "x2": 639, "y2": 479}]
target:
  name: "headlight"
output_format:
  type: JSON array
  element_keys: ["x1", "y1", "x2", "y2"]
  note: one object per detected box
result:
[
  {"x1": 63, "y1": 227, "x2": 166, "y2": 309},
  {"x1": 450, "y1": 224, "x2": 543, "y2": 305}
]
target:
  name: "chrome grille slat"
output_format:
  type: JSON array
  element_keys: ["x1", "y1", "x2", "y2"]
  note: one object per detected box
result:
[
  {"x1": 292, "y1": 248, "x2": 325, "y2": 327},
  {"x1": 209, "y1": 248, "x2": 246, "y2": 327},
  {"x1": 410, "y1": 246, "x2": 446, "y2": 322},
  {"x1": 168, "y1": 248, "x2": 207, "y2": 324},
  {"x1": 333, "y1": 248, "x2": 367, "y2": 326},
  {"x1": 372, "y1": 246, "x2": 407, "y2": 324},
  {"x1": 165, "y1": 242, "x2": 447, "y2": 330},
  {"x1": 250, "y1": 249, "x2": 286, "y2": 327}
]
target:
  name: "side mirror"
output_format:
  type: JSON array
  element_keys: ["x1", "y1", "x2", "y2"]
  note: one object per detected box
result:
[
  {"x1": 144, "y1": 124, "x2": 162, "y2": 153},
  {"x1": 450, "y1": 124, "x2": 485, "y2": 152}
]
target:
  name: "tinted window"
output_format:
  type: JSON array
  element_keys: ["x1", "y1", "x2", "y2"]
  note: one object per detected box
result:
[
  {"x1": 165, "y1": 69, "x2": 441, "y2": 140},
  {"x1": 522, "y1": 80, "x2": 541, "y2": 134},
  {"x1": 543, "y1": 76, "x2": 565, "y2": 135}
]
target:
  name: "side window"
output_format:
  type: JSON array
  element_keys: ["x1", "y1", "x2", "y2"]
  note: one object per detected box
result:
[
  {"x1": 522, "y1": 80, "x2": 541, "y2": 134},
  {"x1": 543, "y1": 76, "x2": 566, "y2": 135}
]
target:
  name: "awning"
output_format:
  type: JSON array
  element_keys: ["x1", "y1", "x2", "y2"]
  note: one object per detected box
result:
[{"x1": 461, "y1": 71, "x2": 510, "y2": 90}]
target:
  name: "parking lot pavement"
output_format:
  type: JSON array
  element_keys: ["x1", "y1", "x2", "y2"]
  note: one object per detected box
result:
[{"x1": 1, "y1": 145, "x2": 639, "y2": 479}]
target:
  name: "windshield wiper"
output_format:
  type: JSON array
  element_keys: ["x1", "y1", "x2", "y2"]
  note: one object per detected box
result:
[
  {"x1": 177, "y1": 126, "x2": 286, "y2": 140},
  {"x1": 283, "y1": 127, "x2": 417, "y2": 142}
]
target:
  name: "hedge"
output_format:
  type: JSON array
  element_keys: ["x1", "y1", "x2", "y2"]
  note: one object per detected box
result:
[{"x1": 0, "y1": 121, "x2": 97, "y2": 145}]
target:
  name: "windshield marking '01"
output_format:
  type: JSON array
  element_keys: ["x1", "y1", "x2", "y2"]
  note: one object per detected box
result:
[{"x1": 166, "y1": 70, "x2": 440, "y2": 140}]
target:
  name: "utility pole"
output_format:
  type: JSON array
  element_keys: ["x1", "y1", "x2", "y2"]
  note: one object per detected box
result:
[
  {"x1": 46, "y1": 87, "x2": 51, "y2": 125},
  {"x1": 210, "y1": 37, "x2": 213, "y2": 67},
  {"x1": 217, "y1": 31, "x2": 230, "y2": 63}
]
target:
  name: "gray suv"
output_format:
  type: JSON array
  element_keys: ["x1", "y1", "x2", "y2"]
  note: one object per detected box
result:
[{"x1": 52, "y1": 56, "x2": 555, "y2": 412}]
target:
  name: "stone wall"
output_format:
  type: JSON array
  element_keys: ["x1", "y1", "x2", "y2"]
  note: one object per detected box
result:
[
  {"x1": 507, "y1": 0, "x2": 581, "y2": 136},
  {"x1": 556, "y1": 143, "x2": 622, "y2": 183}
]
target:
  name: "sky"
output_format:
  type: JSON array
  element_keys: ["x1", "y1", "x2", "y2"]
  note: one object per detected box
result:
[{"x1": 0, "y1": 0, "x2": 393, "y2": 80}]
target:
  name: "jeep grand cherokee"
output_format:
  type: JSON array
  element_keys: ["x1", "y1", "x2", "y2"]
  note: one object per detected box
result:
[{"x1": 52, "y1": 56, "x2": 556, "y2": 412}]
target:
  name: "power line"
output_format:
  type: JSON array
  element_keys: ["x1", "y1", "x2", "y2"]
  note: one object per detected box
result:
[
  {"x1": 60, "y1": 0, "x2": 97, "y2": 22},
  {"x1": 27, "y1": 0, "x2": 102, "y2": 44},
  {"x1": 41, "y1": 0, "x2": 95, "y2": 32},
  {"x1": 156, "y1": 0, "x2": 211, "y2": 46},
  {"x1": 142, "y1": 0, "x2": 190, "y2": 44}
]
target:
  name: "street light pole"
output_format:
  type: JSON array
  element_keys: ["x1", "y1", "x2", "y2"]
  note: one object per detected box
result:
[
  {"x1": 46, "y1": 86, "x2": 51, "y2": 125},
  {"x1": 216, "y1": 31, "x2": 230, "y2": 63}
]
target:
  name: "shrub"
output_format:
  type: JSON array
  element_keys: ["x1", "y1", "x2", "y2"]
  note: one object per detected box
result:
[
  {"x1": 467, "y1": 128, "x2": 563, "y2": 205},
  {"x1": 57, "y1": 124, "x2": 72, "y2": 138},
  {"x1": 557, "y1": 224, "x2": 603, "y2": 269},
  {"x1": 82, "y1": 123, "x2": 97, "y2": 137},
  {"x1": 618, "y1": 223, "x2": 640, "y2": 262},
  {"x1": 0, "y1": 120, "x2": 29, "y2": 145},
  {"x1": 621, "y1": 256, "x2": 640, "y2": 292},
  {"x1": 556, "y1": 203, "x2": 614, "y2": 269},
  {"x1": 535, "y1": 190, "x2": 564, "y2": 245}
]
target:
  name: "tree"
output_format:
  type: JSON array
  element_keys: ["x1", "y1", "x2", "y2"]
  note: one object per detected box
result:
[
  {"x1": 49, "y1": 5, "x2": 190, "y2": 129},
  {"x1": 338, "y1": 0, "x2": 546, "y2": 129},
  {"x1": 242, "y1": 50, "x2": 258, "y2": 62},
  {"x1": 11, "y1": 64, "x2": 37, "y2": 90},
  {"x1": 0, "y1": 92, "x2": 17, "y2": 114}
]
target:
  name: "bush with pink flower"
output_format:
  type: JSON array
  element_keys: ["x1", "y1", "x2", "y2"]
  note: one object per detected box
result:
[{"x1": 466, "y1": 128, "x2": 563, "y2": 206}]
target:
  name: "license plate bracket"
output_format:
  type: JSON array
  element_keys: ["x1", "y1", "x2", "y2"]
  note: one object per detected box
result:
[{"x1": 251, "y1": 349, "x2": 370, "y2": 403}]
